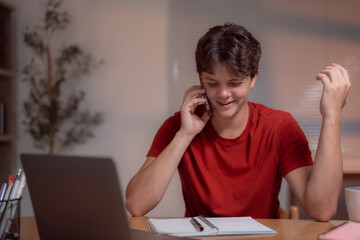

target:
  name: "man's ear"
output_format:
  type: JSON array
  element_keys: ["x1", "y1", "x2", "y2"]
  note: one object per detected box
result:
[{"x1": 250, "y1": 70, "x2": 259, "y2": 88}]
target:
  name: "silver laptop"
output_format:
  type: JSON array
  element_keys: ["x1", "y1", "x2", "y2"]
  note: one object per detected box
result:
[{"x1": 21, "y1": 154, "x2": 189, "y2": 240}]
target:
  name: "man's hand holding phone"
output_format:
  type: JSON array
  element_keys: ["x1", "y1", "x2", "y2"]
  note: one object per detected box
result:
[{"x1": 179, "y1": 85, "x2": 211, "y2": 138}]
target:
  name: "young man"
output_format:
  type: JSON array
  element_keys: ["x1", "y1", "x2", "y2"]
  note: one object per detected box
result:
[{"x1": 126, "y1": 23, "x2": 351, "y2": 221}]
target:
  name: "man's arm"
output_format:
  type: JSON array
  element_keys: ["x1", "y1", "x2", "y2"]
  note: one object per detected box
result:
[
  {"x1": 285, "y1": 63, "x2": 351, "y2": 221},
  {"x1": 125, "y1": 86, "x2": 210, "y2": 216}
]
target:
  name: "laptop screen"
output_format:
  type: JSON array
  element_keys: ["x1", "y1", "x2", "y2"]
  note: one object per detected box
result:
[{"x1": 21, "y1": 154, "x2": 131, "y2": 240}]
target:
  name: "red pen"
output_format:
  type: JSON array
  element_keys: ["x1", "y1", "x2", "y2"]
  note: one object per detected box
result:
[{"x1": 8, "y1": 175, "x2": 13, "y2": 185}]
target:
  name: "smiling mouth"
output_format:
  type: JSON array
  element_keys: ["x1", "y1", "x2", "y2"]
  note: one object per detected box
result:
[{"x1": 218, "y1": 100, "x2": 235, "y2": 106}]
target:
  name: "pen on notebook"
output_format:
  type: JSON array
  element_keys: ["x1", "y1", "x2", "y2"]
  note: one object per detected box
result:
[
  {"x1": 190, "y1": 217, "x2": 204, "y2": 232},
  {"x1": 198, "y1": 215, "x2": 219, "y2": 231}
]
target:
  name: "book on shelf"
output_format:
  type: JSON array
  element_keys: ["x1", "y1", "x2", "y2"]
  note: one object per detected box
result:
[{"x1": 146, "y1": 216, "x2": 277, "y2": 237}]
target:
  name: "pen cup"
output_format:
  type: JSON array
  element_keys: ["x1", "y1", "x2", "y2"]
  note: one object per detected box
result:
[{"x1": 0, "y1": 198, "x2": 21, "y2": 240}]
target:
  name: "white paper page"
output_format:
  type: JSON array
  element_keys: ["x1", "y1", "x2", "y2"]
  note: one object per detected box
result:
[{"x1": 206, "y1": 217, "x2": 276, "y2": 233}]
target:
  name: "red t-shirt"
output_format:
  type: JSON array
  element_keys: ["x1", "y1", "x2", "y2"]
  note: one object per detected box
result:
[{"x1": 147, "y1": 102, "x2": 313, "y2": 218}]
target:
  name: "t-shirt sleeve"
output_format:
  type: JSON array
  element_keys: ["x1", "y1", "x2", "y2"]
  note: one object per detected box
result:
[
  {"x1": 276, "y1": 114, "x2": 313, "y2": 177},
  {"x1": 147, "y1": 113, "x2": 181, "y2": 158}
]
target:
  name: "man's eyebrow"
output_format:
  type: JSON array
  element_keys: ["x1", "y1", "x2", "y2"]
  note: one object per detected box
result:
[
  {"x1": 203, "y1": 76, "x2": 217, "y2": 81},
  {"x1": 231, "y1": 77, "x2": 247, "y2": 82},
  {"x1": 203, "y1": 77, "x2": 246, "y2": 82}
]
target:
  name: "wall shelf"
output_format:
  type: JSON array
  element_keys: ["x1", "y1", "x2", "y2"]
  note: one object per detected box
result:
[
  {"x1": 0, "y1": 68, "x2": 12, "y2": 78},
  {"x1": 0, "y1": 0, "x2": 15, "y2": 183},
  {"x1": 0, "y1": 135, "x2": 12, "y2": 142}
]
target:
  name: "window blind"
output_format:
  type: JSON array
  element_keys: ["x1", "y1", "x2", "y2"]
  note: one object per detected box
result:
[{"x1": 167, "y1": 0, "x2": 360, "y2": 157}]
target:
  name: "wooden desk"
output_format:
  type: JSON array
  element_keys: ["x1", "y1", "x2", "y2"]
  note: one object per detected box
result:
[
  {"x1": 20, "y1": 217, "x2": 40, "y2": 240},
  {"x1": 20, "y1": 216, "x2": 346, "y2": 240}
]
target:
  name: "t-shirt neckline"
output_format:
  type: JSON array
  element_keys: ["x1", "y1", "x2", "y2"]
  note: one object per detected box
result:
[{"x1": 206, "y1": 102, "x2": 253, "y2": 145}]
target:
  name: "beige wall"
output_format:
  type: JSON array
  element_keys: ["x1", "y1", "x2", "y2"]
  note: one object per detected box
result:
[
  {"x1": 14, "y1": 0, "x2": 359, "y2": 218},
  {"x1": 13, "y1": 0, "x2": 185, "y2": 217}
]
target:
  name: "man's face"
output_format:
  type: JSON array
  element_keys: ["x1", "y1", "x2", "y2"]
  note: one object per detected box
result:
[{"x1": 201, "y1": 64, "x2": 257, "y2": 119}]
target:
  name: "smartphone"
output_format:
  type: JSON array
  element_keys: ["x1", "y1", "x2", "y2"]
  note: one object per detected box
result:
[{"x1": 199, "y1": 76, "x2": 214, "y2": 118}]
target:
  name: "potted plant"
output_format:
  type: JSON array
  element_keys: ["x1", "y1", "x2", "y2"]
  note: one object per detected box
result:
[{"x1": 22, "y1": 0, "x2": 104, "y2": 154}]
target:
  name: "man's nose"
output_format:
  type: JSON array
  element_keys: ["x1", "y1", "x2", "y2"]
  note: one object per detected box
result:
[{"x1": 217, "y1": 86, "x2": 231, "y2": 98}]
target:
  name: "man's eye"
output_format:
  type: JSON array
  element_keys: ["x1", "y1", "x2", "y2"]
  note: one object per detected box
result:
[
  {"x1": 229, "y1": 82, "x2": 241, "y2": 87},
  {"x1": 208, "y1": 83, "x2": 218, "y2": 87}
]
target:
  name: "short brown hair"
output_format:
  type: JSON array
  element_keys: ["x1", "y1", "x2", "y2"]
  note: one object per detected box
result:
[{"x1": 195, "y1": 23, "x2": 261, "y2": 79}]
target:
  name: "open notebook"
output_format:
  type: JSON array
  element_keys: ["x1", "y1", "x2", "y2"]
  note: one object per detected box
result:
[{"x1": 147, "y1": 216, "x2": 277, "y2": 237}]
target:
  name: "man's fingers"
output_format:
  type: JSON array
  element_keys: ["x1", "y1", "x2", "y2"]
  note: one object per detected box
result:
[
  {"x1": 317, "y1": 64, "x2": 351, "y2": 92},
  {"x1": 183, "y1": 86, "x2": 205, "y2": 102},
  {"x1": 316, "y1": 73, "x2": 330, "y2": 86},
  {"x1": 332, "y1": 63, "x2": 351, "y2": 88},
  {"x1": 317, "y1": 64, "x2": 351, "y2": 112},
  {"x1": 181, "y1": 97, "x2": 207, "y2": 113},
  {"x1": 321, "y1": 67, "x2": 340, "y2": 85}
]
